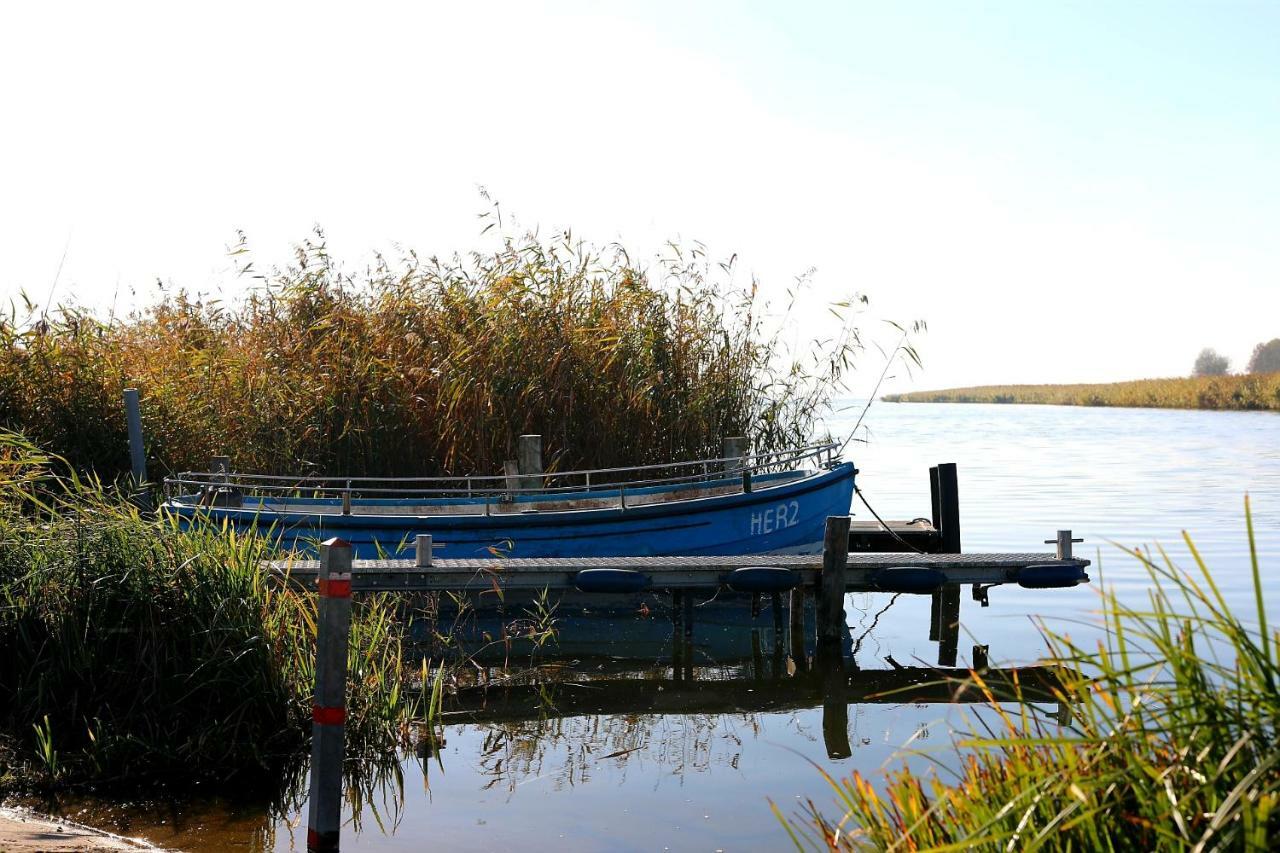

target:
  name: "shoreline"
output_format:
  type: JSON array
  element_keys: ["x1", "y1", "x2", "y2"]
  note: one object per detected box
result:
[
  {"x1": 0, "y1": 806, "x2": 163, "y2": 852},
  {"x1": 882, "y1": 372, "x2": 1280, "y2": 412}
]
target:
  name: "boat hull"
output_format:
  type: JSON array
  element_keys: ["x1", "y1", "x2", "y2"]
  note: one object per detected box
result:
[{"x1": 167, "y1": 463, "x2": 856, "y2": 559}]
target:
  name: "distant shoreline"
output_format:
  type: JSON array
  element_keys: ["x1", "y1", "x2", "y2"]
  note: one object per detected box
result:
[{"x1": 882, "y1": 373, "x2": 1280, "y2": 412}]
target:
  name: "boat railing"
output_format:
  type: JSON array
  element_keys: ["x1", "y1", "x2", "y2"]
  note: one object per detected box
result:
[{"x1": 163, "y1": 442, "x2": 841, "y2": 507}]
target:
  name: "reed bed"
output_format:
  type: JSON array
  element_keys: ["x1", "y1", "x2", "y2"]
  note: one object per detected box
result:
[
  {"x1": 883, "y1": 373, "x2": 1280, "y2": 411},
  {"x1": 0, "y1": 433, "x2": 417, "y2": 792},
  {"x1": 776, "y1": 499, "x2": 1278, "y2": 850},
  {"x1": 0, "y1": 227, "x2": 863, "y2": 480}
]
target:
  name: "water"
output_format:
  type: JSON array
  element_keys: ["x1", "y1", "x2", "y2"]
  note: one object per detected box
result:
[{"x1": 46, "y1": 404, "x2": 1280, "y2": 851}]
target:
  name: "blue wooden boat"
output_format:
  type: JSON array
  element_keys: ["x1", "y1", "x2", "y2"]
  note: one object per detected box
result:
[{"x1": 162, "y1": 444, "x2": 854, "y2": 560}]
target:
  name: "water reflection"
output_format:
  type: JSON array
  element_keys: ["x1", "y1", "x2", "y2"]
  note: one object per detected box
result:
[{"x1": 33, "y1": 596, "x2": 1069, "y2": 852}]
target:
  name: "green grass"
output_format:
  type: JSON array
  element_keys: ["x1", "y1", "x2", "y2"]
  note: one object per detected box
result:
[
  {"x1": 775, "y1": 498, "x2": 1279, "y2": 850},
  {"x1": 0, "y1": 433, "x2": 418, "y2": 793},
  {"x1": 883, "y1": 373, "x2": 1280, "y2": 411}
]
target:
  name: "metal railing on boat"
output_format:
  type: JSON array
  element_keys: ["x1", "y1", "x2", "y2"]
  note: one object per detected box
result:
[{"x1": 162, "y1": 442, "x2": 841, "y2": 511}]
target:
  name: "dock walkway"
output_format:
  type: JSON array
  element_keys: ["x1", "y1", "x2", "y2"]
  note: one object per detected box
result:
[{"x1": 270, "y1": 551, "x2": 1089, "y2": 593}]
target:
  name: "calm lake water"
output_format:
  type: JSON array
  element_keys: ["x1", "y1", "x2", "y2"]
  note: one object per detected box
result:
[{"x1": 55, "y1": 403, "x2": 1280, "y2": 851}]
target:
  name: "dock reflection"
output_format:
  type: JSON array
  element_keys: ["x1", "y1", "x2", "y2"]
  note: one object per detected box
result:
[{"x1": 428, "y1": 598, "x2": 1072, "y2": 763}]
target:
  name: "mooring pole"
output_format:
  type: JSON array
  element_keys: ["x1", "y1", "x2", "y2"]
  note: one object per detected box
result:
[
  {"x1": 817, "y1": 640, "x2": 851, "y2": 759},
  {"x1": 722, "y1": 436, "x2": 748, "y2": 474},
  {"x1": 306, "y1": 538, "x2": 353, "y2": 853},
  {"x1": 788, "y1": 587, "x2": 808, "y2": 672},
  {"x1": 930, "y1": 464, "x2": 961, "y2": 652},
  {"x1": 517, "y1": 434, "x2": 543, "y2": 491},
  {"x1": 123, "y1": 388, "x2": 146, "y2": 484},
  {"x1": 937, "y1": 587, "x2": 961, "y2": 667},
  {"x1": 415, "y1": 534, "x2": 433, "y2": 568},
  {"x1": 817, "y1": 515, "x2": 852, "y2": 645}
]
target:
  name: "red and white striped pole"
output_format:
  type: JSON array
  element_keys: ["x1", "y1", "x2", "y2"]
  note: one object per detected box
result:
[{"x1": 306, "y1": 537, "x2": 353, "y2": 853}]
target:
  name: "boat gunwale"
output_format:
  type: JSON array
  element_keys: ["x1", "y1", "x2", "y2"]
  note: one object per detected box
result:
[
  {"x1": 164, "y1": 461, "x2": 856, "y2": 529},
  {"x1": 163, "y1": 442, "x2": 841, "y2": 498}
]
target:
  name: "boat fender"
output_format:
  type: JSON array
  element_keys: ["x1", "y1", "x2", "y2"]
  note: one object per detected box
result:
[
  {"x1": 574, "y1": 568, "x2": 652, "y2": 594},
  {"x1": 1015, "y1": 564, "x2": 1089, "y2": 589},
  {"x1": 726, "y1": 566, "x2": 800, "y2": 593},
  {"x1": 873, "y1": 567, "x2": 946, "y2": 594}
]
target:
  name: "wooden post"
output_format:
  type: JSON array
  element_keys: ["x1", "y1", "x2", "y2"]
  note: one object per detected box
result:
[
  {"x1": 123, "y1": 388, "x2": 146, "y2": 483},
  {"x1": 817, "y1": 640, "x2": 851, "y2": 759},
  {"x1": 930, "y1": 464, "x2": 961, "y2": 645},
  {"x1": 817, "y1": 516, "x2": 852, "y2": 644},
  {"x1": 502, "y1": 460, "x2": 519, "y2": 498},
  {"x1": 722, "y1": 436, "x2": 748, "y2": 474},
  {"x1": 517, "y1": 434, "x2": 543, "y2": 491},
  {"x1": 415, "y1": 534, "x2": 433, "y2": 568},
  {"x1": 935, "y1": 463, "x2": 961, "y2": 553},
  {"x1": 788, "y1": 587, "x2": 807, "y2": 673},
  {"x1": 307, "y1": 538, "x2": 354, "y2": 853},
  {"x1": 937, "y1": 585, "x2": 960, "y2": 667},
  {"x1": 751, "y1": 630, "x2": 764, "y2": 681},
  {"x1": 671, "y1": 592, "x2": 684, "y2": 681}
]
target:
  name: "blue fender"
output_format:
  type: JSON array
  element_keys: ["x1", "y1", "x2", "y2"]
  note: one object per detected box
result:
[
  {"x1": 574, "y1": 568, "x2": 652, "y2": 593},
  {"x1": 873, "y1": 567, "x2": 947, "y2": 594},
  {"x1": 726, "y1": 566, "x2": 801, "y2": 593}
]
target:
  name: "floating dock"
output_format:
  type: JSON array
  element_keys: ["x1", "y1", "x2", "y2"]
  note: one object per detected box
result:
[{"x1": 271, "y1": 550, "x2": 1089, "y2": 593}]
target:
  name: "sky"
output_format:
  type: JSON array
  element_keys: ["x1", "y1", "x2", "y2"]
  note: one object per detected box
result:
[{"x1": 1, "y1": 1, "x2": 1277, "y2": 394}]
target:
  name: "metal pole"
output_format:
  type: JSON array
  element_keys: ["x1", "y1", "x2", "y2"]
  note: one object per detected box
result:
[
  {"x1": 416, "y1": 534, "x2": 433, "y2": 568},
  {"x1": 123, "y1": 388, "x2": 146, "y2": 483},
  {"x1": 306, "y1": 538, "x2": 353, "y2": 853},
  {"x1": 817, "y1": 515, "x2": 852, "y2": 644}
]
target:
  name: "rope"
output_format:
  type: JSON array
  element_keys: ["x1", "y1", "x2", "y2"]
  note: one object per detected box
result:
[{"x1": 854, "y1": 486, "x2": 928, "y2": 555}]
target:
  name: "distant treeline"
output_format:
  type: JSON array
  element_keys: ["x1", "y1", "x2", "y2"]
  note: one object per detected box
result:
[
  {"x1": 0, "y1": 227, "x2": 861, "y2": 480},
  {"x1": 883, "y1": 372, "x2": 1280, "y2": 411}
]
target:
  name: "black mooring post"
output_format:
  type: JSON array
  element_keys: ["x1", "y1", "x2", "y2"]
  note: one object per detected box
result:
[
  {"x1": 817, "y1": 516, "x2": 852, "y2": 645},
  {"x1": 935, "y1": 463, "x2": 961, "y2": 554},
  {"x1": 937, "y1": 587, "x2": 961, "y2": 667},
  {"x1": 930, "y1": 464, "x2": 962, "y2": 650}
]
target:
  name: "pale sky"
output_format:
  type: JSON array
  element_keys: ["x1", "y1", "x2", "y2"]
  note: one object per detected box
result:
[{"x1": 2, "y1": 1, "x2": 1277, "y2": 394}]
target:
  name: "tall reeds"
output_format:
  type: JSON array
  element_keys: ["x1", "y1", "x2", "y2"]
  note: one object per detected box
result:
[
  {"x1": 0, "y1": 434, "x2": 416, "y2": 790},
  {"x1": 775, "y1": 499, "x2": 1279, "y2": 850},
  {"x1": 0, "y1": 226, "x2": 867, "y2": 480}
]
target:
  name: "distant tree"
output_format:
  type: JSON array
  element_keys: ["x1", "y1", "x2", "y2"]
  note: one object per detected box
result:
[
  {"x1": 1246, "y1": 339, "x2": 1280, "y2": 374},
  {"x1": 1193, "y1": 348, "x2": 1231, "y2": 377}
]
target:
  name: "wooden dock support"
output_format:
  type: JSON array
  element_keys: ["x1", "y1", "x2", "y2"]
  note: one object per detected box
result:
[
  {"x1": 788, "y1": 587, "x2": 808, "y2": 672},
  {"x1": 929, "y1": 464, "x2": 961, "y2": 655},
  {"x1": 306, "y1": 538, "x2": 353, "y2": 853},
  {"x1": 517, "y1": 434, "x2": 543, "y2": 491},
  {"x1": 936, "y1": 585, "x2": 961, "y2": 667},
  {"x1": 123, "y1": 388, "x2": 147, "y2": 484},
  {"x1": 817, "y1": 516, "x2": 852, "y2": 645},
  {"x1": 817, "y1": 640, "x2": 851, "y2": 759},
  {"x1": 930, "y1": 463, "x2": 961, "y2": 553}
]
